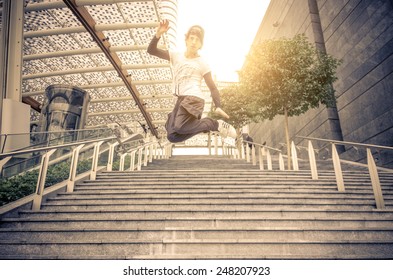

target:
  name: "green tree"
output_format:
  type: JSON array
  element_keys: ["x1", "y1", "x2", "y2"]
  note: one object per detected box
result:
[
  {"x1": 239, "y1": 34, "x2": 340, "y2": 169},
  {"x1": 219, "y1": 84, "x2": 253, "y2": 130},
  {"x1": 217, "y1": 84, "x2": 255, "y2": 153}
]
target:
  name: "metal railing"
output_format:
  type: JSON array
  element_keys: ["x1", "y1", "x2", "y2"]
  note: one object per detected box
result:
[
  {"x1": 241, "y1": 140, "x2": 285, "y2": 171},
  {"x1": 0, "y1": 127, "x2": 114, "y2": 178},
  {"x1": 294, "y1": 136, "x2": 393, "y2": 209},
  {"x1": 209, "y1": 132, "x2": 392, "y2": 210},
  {"x1": 0, "y1": 127, "x2": 113, "y2": 154},
  {"x1": 0, "y1": 132, "x2": 173, "y2": 212},
  {"x1": 208, "y1": 132, "x2": 285, "y2": 171}
]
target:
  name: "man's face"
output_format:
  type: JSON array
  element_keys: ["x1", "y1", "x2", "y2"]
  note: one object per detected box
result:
[{"x1": 185, "y1": 29, "x2": 203, "y2": 52}]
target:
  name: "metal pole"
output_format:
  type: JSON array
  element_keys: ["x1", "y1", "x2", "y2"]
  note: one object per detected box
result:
[
  {"x1": 32, "y1": 149, "x2": 57, "y2": 211},
  {"x1": 308, "y1": 140, "x2": 319, "y2": 180},
  {"x1": 332, "y1": 143, "x2": 345, "y2": 192},
  {"x1": 90, "y1": 141, "x2": 103, "y2": 180},
  {"x1": 130, "y1": 150, "x2": 136, "y2": 171},
  {"x1": 291, "y1": 141, "x2": 299, "y2": 171},
  {"x1": 119, "y1": 153, "x2": 126, "y2": 171},
  {"x1": 367, "y1": 148, "x2": 385, "y2": 209},
  {"x1": 106, "y1": 143, "x2": 118, "y2": 171},
  {"x1": 67, "y1": 144, "x2": 84, "y2": 192}
]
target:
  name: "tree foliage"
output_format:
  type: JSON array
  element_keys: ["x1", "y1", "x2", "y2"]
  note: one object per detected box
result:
[
  {"x1": 216, "y1": 34, "x2": 340, "y2": 168},
  {"x1": 0, "y1": 159, "x2": 92, "y2": 206},
  {"x1": 238, "y1": 34, "x2": 340, "y2": 120},
  {"x1": 218, "y1": 84, "x2": 253, "y2": 129}
]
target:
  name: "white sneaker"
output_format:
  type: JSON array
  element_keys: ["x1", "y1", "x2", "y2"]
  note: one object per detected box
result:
[{"x1": 217, "y1": 120, "x2": 237, "y2": 138}]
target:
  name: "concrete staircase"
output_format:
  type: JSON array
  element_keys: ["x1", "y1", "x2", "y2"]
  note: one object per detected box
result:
[{"x1": 1, "y1": 155, "x2": 393, "y2": 259}]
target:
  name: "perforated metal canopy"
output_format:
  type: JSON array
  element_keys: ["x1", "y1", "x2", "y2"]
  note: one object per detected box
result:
[{"x1": 19, "y1": 0, "x2": 178, "y2": 137}]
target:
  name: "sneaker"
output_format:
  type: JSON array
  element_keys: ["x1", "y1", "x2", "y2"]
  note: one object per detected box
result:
[{"x1": 217, "y1": 120, "x2": 237, "y2": 138}]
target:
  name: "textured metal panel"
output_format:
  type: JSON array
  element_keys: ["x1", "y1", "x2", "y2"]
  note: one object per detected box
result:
[{"x1": 22, "y1": 0, "x2": 178, "y2": 132}]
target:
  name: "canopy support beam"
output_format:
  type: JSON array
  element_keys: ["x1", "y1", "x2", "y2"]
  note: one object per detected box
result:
[{"x1": 63, "y1": 0, "x2": 158, "y2": 137}]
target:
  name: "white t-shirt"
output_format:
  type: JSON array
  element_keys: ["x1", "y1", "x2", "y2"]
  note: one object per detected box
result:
[{"x1": 169, "y1": 51, "x2": 211, "y2": 101}]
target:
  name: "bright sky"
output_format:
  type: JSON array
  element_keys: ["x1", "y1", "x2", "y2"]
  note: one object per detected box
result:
[{"x1": 175, "y1": 0, "x2": 271, "y2": 82}]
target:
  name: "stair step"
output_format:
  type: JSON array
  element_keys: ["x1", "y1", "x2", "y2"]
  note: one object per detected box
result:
[
  {"x1": 39, "y1": 203, "x2": 385, "y2": 211},
  {"x1": 17, "y1": 208, "x2": 393, "y2": 219},
  {"x1": 74, "y1": 185, "x2": 392, "y2": 192},
  {"x1": 2, "y1": 217, "x2": 393, "y2": 229},
  {"x1": 77, "y1": 181, "x2": 386, "y2": 188},
  {"x1": 1, "y1": 227, "x2": 393, "y2": 242},
  {"x1": 41, "y1": 198, "x2": 392, "y2": 207},
  {"x1": 69, "y1": 189, "x2": 393, "y2": 195},
  {"x1": 1, "y1": 154, "x2": 392, "y2": 259},
  {"x1": 1, "y1": 239, "x2": 393, "y2": 259},
  {"x1": 53, "y1": 193, "x2": 393, "y2": 200}
]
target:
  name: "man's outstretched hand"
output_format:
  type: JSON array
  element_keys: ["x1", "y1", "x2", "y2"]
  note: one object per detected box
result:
[{"x1": 156, "y1": 19, "x2": 169, "y2": 38}]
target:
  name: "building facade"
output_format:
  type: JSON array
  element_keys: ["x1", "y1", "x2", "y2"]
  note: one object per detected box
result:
[{"x1": 249, "y1": 0, "x2": 393, "y2": 166}]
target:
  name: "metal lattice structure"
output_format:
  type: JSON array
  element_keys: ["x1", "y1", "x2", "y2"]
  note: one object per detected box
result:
[{"x1": 19, "y1": 0, "x2": 178, "y2": 137}]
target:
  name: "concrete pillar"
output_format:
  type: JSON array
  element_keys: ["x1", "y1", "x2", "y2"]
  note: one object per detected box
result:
[
  {"x1": 0, "y1": 0, "x2": 24, "y2": 101},
  {"x1": 308, "y1": 0, "x2": 345, "y2": 153},
  {"x1": 38, "y1": 85, "x2": 90, "y2": 144},
  {"x1": 0, "y1": 0, "x2": 30, "y2": 152}
]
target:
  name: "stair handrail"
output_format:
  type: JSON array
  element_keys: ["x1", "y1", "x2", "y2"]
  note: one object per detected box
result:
[
  {"x1": 297, "y1": 136, "x2": 393, "y2": 152},
  {"x1": 114, "y1": 139, "x2": 173, "y2": 171},
  {"x1": 241, "y1": 140, "x2": 285, "y2": 171},
  {"x1": 209, "y1": 132, "x2": 286, "y2": 170},
  {"x1": 296, "y1": 136, "x2": 393, "y2": 209},
  {"x1": 0, "y1": 136, "x2": 116, "y2": 159},
  {"x1": 0, "y1": 127, "x2": 113, "y2": 153},
  {"x1": 1, "y1": 135, "x2": 117, "y2": 212},
  {"x1": 1, "y1": 133, "x2": 171, "y2": 213}
]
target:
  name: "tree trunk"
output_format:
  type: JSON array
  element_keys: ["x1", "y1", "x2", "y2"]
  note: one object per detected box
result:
[{"x1": 284, "y1": 107, "x2": 292, "y2": 170}]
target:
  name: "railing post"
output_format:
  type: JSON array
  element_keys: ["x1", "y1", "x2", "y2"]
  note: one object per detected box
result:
[
  {"x1": 137, "y1": 147, "x2": 143, "y2": 170},
  {"x1": 214, "y1": 134, "x2": 218, "y2": 156},
  {"x1": 241, "y1": 141, "x2": 245, "y2": 160},
  {"x1": 119, "y1": 153, "x2": 127, "y2": 171},
  {"x1": 144, "y1": 145, "x2": 149, "y2": 166},
  {"x1": 161, "y1": 144, "x2": 168, "y2": 159},
  {"x1": 246, "y1": 144, "x2": 250, "y2": 162},
  {"x1": 279, "y1": 153, "x2": 285, "y2": 171},
  {"x1": 291, "y1": 141, "x2": 299, "y2": 171},
  {"x1": 259, "y1": 147, "x2": 264, "y2": 170},
  {"x1": 107, "y1": 142, "x2": 118, "y2": 171},
  {"x1": 149, "y1": 143, "x2": 154, "y2": 163},
  {"x1": 332, "y1": 143, "x2": 345, "y2": 192},
  {"x1": 156, "y1": 144, "x2": 158, "y2": 159},
  {"x1": 0, "y1": 156, "x2": 11, "y2": 174},
  {"x1": 207, "y1": 133, "x2": 212, "y2": 155},
  {"x1": 308, "y1": 140, "x2": 319, "y2": 180},
  {"x1": 367, "y1": 148, "x2": 385, "y2": 209},
  {"x1": 168, "y1": 144, "x2": 173, "y2": 158},
  {"x1": 160, "y1": 145, "x2": 164, "y2": 159},
  {"x1": 153, "y1": 143, "x2": 158, "y2": 159},
  {"x1": 32, "y1": 149, "x2": 56, "y2": 211},
  {"x1": 90, "y1": 141, "x2": 103, "y2": 180},
  {"x1": 251, "y1": 145, "x2": 256, "y2": 165},
  {"x1": 130, "y1": 150, "x2": 136, "y2": 171},
  {"x1": 167, "y1": 144, "x2": 172, "y2": 158},
  {"x1": 67, "y1": 144, "x2": 84, "y2": 193},
  {"x1": 221, "y1": 141, "x2": 224, "y2": 157},
  {"x1": 266, "y1": 149, "x2": 272, "y2": 170}
]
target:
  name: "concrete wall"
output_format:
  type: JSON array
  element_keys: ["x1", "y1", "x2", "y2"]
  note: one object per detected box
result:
[{"x1": 249, "y1": 0, "x2": 393, "y2": 166}]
